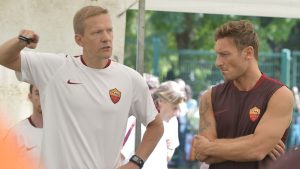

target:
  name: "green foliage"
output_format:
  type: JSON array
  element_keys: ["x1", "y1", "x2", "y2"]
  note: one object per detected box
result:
[{"x1": 124, "y1": 10, "x2": 300, "y2": 95}]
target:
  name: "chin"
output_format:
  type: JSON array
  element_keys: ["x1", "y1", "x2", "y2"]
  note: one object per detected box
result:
[
  {"x1": 222, "y1": 74, "x2": 234, "y2": 81},
  {"x1": 104, "y1": 55, "x2": 111, "y2": 59},
  {"x1": 99, "y1": 54, "x2": 111, "y2": 59}
]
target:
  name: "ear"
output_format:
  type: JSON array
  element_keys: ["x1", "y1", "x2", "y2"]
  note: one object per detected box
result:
[
  {"x1": 156, "y1": 99, "x2": 162, "y2": 108},
  {"x1": 243, "y1": 46, "x2": 255, "y2": 60},
  {"x1": 28, "y1": 93, "x2": 32, "y2": 101},
  {"x1": 75, "y1": 34, "x2": 84, "y2": 47}
]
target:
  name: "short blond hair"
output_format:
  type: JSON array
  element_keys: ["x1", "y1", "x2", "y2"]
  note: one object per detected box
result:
[
  {"x1": 73, "y1": 6, "x2": 108, "y2": 35},
  {"x1": 152, "y1": 81, "x2": 185, "y2": 106}
]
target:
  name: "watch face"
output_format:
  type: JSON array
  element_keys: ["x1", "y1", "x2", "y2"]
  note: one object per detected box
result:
[{"x1": 130, "y1": 155, "x2": 144, "y2": 167}]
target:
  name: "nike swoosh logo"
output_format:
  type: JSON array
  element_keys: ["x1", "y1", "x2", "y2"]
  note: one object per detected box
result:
[
  {"x1": 67, "y1": 80, "x2": 82, "y2": 84},
  {"x1": 26, "y1": 146, "x2": 37, "y2": 151}
]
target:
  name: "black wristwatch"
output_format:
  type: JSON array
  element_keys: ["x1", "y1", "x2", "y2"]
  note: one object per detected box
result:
[{"x1": 129, "y1": 155, "x2": 144, "y2": 168}]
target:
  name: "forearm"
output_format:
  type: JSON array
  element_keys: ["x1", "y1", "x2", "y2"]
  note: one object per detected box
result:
[
  {"x1": 0, "y1": 37, "x2": 24, "y2": 68},
  {"x1": 200, "y1": 136, "x2": 252, "y2": 164},
  {"x1": 204, "y1": 135, "x2": 268, "y2": 162},
  {"x1": 135, "y1": 115, "x2": 164, "y2": 161}
]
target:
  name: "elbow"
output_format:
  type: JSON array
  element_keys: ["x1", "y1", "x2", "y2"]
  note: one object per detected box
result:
[
  {"x1": 255, "y1": 153, "x2": 267, "y2": 161},
  {"x1": 249, "y1": 150, "x2": 268, "y2": 161}
]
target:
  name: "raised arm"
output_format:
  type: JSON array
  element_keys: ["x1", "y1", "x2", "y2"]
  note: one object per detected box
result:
[
  {"x1": 0, "y1": 30, "x2": 39, "y2": 71},
  {"x1": 195, "y1": 86, "x2": 293, "y2": 162}
]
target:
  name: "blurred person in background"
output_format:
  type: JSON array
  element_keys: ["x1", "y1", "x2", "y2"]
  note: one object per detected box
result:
[
  {"x1": 143, "y1": 81, "x2": 185, "y2": 169},
  {"x1": 5, "y1": 84, "x2": 42, "y2": 169}
]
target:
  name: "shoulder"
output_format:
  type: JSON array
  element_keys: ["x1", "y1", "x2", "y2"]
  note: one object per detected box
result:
[
  {"x1": 112, "y1": 62, "x2": 140, "y2": 75},
  {"x1": 271, "y1": 86, "x2": 293, "y2": 102},
  {"x1": 200, "y1": 88, "x2": 212, "y2": 106},
  {"x1": 7, "y1": 119, "x2": 30, "y2": 137},
  {"x1": 112, "y1": 62, "x2": 146, "y2": 84},
  {"x1": 262, "y1": 74, "x2": 284, "y2": 86},
  {"x1": 201, "y1": 88, "x2": 211, "y2": 99},
  {"x1": 11, "y1": 119, "x2": 30, "y2": 131}
]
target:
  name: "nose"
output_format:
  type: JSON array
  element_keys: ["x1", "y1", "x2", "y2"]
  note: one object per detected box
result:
[
  {"x1": 102, "y1": 31, "x2": 112, "y2": 42},
  {"x1": 215, "y1": 55, "x2": 222, "y2": 68}
]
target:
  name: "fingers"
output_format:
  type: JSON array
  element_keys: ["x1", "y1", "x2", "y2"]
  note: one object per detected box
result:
[
  {"x1": 18, "y1": 30, "x2": 39, "y2": 49},
  {"x1": 18, "y1": 35, "x2": 31, "y2": 44},
  {"x1": 274, "y1": 141, "x2": 285, "y2": 154},
  {"x1": 194, "y1": 135, "x2": 209, "y2": 161},
  {"x1": 269, "y1": 148, "x2": 281, "y2": 160},
  {"x1": 278, "y1": 140, "x2": 286, "y2": 151},
  {"x1": 268, "y1": 151, "x2": 276, "y2": 161},
  {"x1": 195, "y1": 150, "x2": 208, "y2": 161},
  {"x1": 268, "y1": 140, "x2": 286, "y2": 160}
]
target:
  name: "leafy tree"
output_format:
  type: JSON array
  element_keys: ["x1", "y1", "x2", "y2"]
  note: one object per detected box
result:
[{"x1": 124, "y1": 10, "x2": 300, "y2": 94}]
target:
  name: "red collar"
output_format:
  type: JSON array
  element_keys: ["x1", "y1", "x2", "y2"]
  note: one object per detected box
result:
[
  {"x1": 80, "y1": 55, "x2": 111, "y2": 68},
  {"x1": 28, "y1": 116, "x2": 37, "y2": 128}
]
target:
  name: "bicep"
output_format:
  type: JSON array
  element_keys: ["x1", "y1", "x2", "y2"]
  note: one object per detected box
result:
[
  {"x1": 198, "y1": 89, "x2": 217, "y2": 140},
  {"x1": 4, "y1": 54, "x2": 21, "y2": 72},
  {"x1": 254, "y1": 87, "x2": 293, "y2": 150}
]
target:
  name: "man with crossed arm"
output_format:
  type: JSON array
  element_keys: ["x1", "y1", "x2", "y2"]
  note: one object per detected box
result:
[{"x1": 194, "y1": 20, "x2": 294, "y2": 169}]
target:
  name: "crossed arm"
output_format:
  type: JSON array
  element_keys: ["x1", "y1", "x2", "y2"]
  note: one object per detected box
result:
[{"x1": 195, "y1": 87, "x2": 293, "y2": 164}]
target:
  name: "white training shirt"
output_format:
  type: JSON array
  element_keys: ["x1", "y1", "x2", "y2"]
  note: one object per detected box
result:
[
  {"x1": 6, "y1": 118, "x2": 43, "y2": 169},
  {"x1": 17, "y1": 51, "x2": 158, "y2": 169},
  {"x1": 120, "y1": 116, "x2": 136, "y2": 165},
  {"x1": 142, "y1": 117, "x2": 180, "y2": 169}
]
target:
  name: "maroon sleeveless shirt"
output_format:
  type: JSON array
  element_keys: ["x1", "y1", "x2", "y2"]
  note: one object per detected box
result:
[{"x1": 210, "y1": 74, "x2": 289, "y2": 169}]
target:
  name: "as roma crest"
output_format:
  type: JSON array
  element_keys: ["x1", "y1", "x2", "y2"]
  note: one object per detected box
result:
[
  {"x1": 109, "y1": 88, "x2": 121, "y2": 104},
  {"x1": 249, "y1": 106, "x2": 261, "y2": 122}
]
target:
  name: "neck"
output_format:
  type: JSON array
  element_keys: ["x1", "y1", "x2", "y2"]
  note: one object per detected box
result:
[
  {"x1": 160, "y1": 113, "x2": 171, "y2": 122},
  {"x1": 81, "y1": 54, "x2": 110, "y2": 69},
  {"x1": 30, "y1": 111, "x2": 43, "y2": 128},
  {"x1": 233, "y1": 65, "x2": 262, "y2": 91}
]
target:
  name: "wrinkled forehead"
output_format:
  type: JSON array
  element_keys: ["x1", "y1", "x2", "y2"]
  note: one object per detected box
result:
[{"x1": 215, "y1": 37, "x2": 237, "y2": 51}]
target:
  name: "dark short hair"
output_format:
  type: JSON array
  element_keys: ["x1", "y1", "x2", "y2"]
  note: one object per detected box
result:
[
  {"x1": 29, "y1": 84, "x2": 33, "y2": 93},
  {"x1": 73, "y1": 6, "x2": 108, "y2": 35},
  {"x1": 215, "y1": 20, "x2": 259, "y2": 59}
]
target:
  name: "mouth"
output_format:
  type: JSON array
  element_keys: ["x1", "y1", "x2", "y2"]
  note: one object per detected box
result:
[
  {"x1": 100, "y1": 46, "x2": 111, "y2": 53},
  {"x1": 101, "y1": 46, "x2": 111, "y2": 50},
  {"x1": 219, "y1": 69, "x2": 228, "y2": 75}
]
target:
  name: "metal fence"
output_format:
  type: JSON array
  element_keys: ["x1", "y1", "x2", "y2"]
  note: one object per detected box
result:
[
  {"x1": 158, "y1": 48, "x2": 300, "y2": 98},
  {"x1": 126, "y1": 37, "x2": 300, "y2": 98}
]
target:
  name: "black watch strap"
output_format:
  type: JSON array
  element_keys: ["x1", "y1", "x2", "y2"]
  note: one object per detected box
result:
[{"x1": 129, "y1": 155, "x2": 144, "y2": 168}]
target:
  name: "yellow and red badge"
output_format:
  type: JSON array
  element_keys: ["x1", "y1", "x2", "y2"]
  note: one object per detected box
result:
[
  {"x1": 109, "y1": 88, "x2": 121, "y2": 104},
  {"x1": 249, "y1": 106, "x2": 261, "y2": 122}
]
